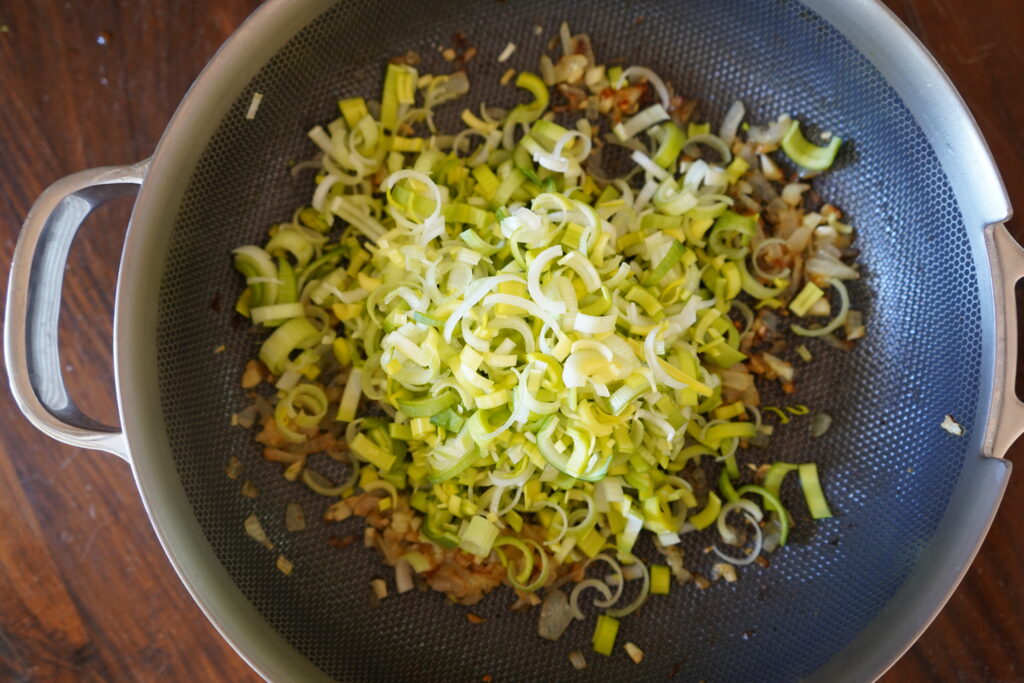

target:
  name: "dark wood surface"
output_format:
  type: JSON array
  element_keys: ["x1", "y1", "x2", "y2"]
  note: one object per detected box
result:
[{"x1": 0, "y1": 1, "x2": 1021, "y2": 680}]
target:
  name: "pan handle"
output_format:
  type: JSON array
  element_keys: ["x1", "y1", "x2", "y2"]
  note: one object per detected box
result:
[
  {"x1": 3, "y1": 160, "x2": 150, "y2": 462},
  {"x1": 985, "y1": 222, "x2": 1024, "y2": 458}
]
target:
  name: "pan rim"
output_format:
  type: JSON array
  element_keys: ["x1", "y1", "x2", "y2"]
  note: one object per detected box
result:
[{"x1": 114, "y1": 1, "x2": 1012, "y2": 681}]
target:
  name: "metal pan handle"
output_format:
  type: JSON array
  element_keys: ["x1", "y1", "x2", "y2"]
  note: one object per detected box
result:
[
  {"x1": 985, "y1": 222, "x2": 1024, "y2": 458},
  {"x1": 3, "y1": 160, "x2": 150, "y2": 462}
]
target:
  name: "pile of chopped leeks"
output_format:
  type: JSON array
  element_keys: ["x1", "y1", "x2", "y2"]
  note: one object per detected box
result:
[{"x1": 231, "y1": 22, "x2": 863, "y2": 662}]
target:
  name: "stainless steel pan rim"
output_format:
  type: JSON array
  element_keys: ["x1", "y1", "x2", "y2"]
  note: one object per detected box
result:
[{"x1": 5, "y1": 0, "x2": 1024, "y2": 681}]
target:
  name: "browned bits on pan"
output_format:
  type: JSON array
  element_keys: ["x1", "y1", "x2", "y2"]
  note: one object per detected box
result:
[
  {"x1": 820, "y1": 203, "x2": 843, "y2": 220},
  {"x1": 323, "y1": 500, "x2": 353, "y2": 522},
  {"x1": 805, "y1": 188, "x2": 823, "y2": 211},
  {"x1": 671, "y1": 96, "x2": 698, "y2": 124},
  {"x1": 241, "y1": 358, "x2": 264, "y2": 388},
  {"x1": 566, "y1": 561, "x2": 586, "y2": 583},
  {"x1": 263, "y1": 447, "x2": 302, "y2": 464},
  {"x1": 389, "y1": 50, "x2": 421, "y2": 66},
  {"x1": 437, "y1": 35, "x2": 477, "y2": 70},
  {"x1": 456, "y1": 48, "x2": 476, "y2": 69},
  {"x1": 225, "y1": 456, "x2": 243, "y2": 480},
  {"x1": 617, "y1": 85, "x2": 646, "y2": 114},
  {"x1": 597, "y1": 84, "x2": 649, "y2": 121},
  {"x1": 555, "y1": 83, "x2": 588, "y2": 112},
  {"x1": 637, "y1": 81, "x2": 659, "y2": 109},
  {"x1": 327, "y1": 534, "x2": 358, "y2": 550},
  {"x1": 466, "y1": 612, "x2": 487, "y2": 624}
]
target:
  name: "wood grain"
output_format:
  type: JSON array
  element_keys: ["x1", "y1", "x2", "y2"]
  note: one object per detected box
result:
[
  {"x1": 0, "y1": 1, "x2": 1021, "y2": 680},
  {"x1": 0, "y1": 3, "x2": 265, "y2": 681}
]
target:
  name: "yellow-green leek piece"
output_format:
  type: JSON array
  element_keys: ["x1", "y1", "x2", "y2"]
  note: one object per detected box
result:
[
  {"x1": 781, "y1": 120, "x2": 842, "y2": 171},
  {"x1": 789, "y1": 282, "x2": 825, "y2": 317},
  {"x1": 798, "y1": 463, "x2": 833, "y2": 519},
  {"x1": 737, "y1": 484, "x2": 790, "y2": 546},
  {"x1": 689, "y1": 491, "x2": 722, "y2": 530},
  {"x1": 592, "y1": 615, "x2": 620, "y2": 656}
]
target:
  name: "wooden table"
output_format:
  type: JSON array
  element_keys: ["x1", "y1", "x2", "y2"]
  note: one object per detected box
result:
[{"x1": 0, "y1": 1, "x2": 1021, "y2": 680}]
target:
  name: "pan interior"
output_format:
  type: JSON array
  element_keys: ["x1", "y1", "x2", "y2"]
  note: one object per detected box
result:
[{"x1": 156, "y1": 0, "x2": 981, "y2": 680}]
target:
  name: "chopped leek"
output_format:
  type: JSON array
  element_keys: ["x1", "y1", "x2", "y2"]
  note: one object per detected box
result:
[
  {"x1": 798, "y1": 463, "x2": 833, "y2": 519},
  {"x1": 396, "y1": 391, "x2": 457, "y2": 418},
  {"x1": 650, "y1": 564, "x2": 671, "y2": 595},
  {"x1": 461, "y1": 515, "x2": 500, "y2": 557},
  {"x1": 792, "y1": 278, "x2": 850, "y2": 337},
  {"x1": 789, "y1": 282, "x2": 825, "y2": 317},
  {"x1": 781, "y1": 120, "x2": 843, "y2": 171},
  {"x1": 349, "y1": 432, "x2": 397, "y2": 472},
  {"x1": 652, "y1": 122, "x2": 686, "y2": 168},
  {"x1": 592, "y1": 615, "x2": 620, "y2": 656},
  {"x1": 737, "y1": 485, "x2": 790, "y2": 546},
  {"x1": 689, "y1": 491, "x2": 722, "y2": 530},
  {"x1": 259, "y1": 317, "x2": 319, "y2": 374},
  {"x1": 230, "y1": 25, "x2": 862, "y2": 641},
  {"x1": 624, "y1": 642, "x2": 644, "y2": 664}
]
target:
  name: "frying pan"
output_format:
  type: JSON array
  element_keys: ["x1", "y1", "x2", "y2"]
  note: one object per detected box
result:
[{"x1": 5, "y1": 0, "x2": 1024, "y2": 680}]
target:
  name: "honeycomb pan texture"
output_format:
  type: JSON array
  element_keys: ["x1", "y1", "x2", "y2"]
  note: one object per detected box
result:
[{"x1": 156, "y1": 1, "x2": 982, "y2": 680}]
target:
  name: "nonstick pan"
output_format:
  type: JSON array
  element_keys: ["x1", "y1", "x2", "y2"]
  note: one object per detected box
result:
[{"x1": 6, "y1": 0, "x2": 1024, "y2": 680}]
